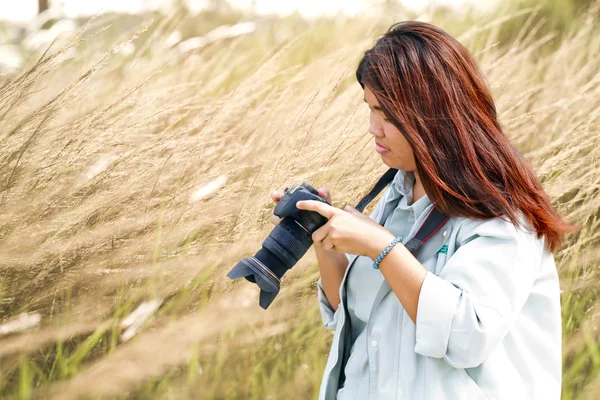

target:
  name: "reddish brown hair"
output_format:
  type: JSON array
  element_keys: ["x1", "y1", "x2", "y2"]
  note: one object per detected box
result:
[{"x1": 356, "y1": 21, "x2": 578, "y2": 253}]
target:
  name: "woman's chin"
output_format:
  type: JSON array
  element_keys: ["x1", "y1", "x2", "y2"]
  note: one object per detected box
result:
[
  {"x1": 381, "y1": 158, "x2": 407, "y2": 171},
  {"x1": 380, "y1": 156, "x2": 396, "y2": 168}
]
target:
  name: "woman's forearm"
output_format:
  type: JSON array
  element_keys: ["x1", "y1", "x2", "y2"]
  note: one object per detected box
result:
[
  {"x1": 366, "y1": 230, "x2": 428, "y2": 324},
  {"x1": 315, "y1": 246, "x2": 349, "y2": 312}
]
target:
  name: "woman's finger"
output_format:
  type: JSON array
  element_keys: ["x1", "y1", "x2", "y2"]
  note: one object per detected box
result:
[
  {"x1": 297, "y1": 200, "x2": 337, "y2": 219},
  {"x1": 271, "y1": 191, "x2": 284, "y2": 202},
  {"x1": 317, "y1": 187, "x2": 332, "y2": 203},
  {"x1": 270, "y1": 214, "x2": 282, "y2": 226},
  {"x1": 311, "y1": 223, "x2": 330, "y2": 244},
  {"x1": 322, "y1": 235, "x2": 336, "y2": 252}
]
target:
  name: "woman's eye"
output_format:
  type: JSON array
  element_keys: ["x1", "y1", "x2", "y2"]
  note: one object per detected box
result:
[{"x1": 369, "y1": 108, "x2": 389, "y2": 123}]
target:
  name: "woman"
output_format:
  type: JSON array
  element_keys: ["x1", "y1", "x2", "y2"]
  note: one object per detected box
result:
[{"x1": 273, "y1": 21, "x2": 577, "y2": 399}]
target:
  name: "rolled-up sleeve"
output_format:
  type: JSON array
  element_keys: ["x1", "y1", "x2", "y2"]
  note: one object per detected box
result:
[
  {"x1": 317, "y1": 276, "x2": 341, "y2": 330},
  {"x1": 414, "y1": 216, "x2": 543, "y2": 368}
]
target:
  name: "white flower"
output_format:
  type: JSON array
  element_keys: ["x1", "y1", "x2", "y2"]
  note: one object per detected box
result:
[
  {"x1": 120, "y1": 299, "x2": 162, "y2": 342},
  {"x1": 0, "y1": 313, "x2": 41, "y2": 336},
  {"x1": 189, "y1": 175, "x2": 228, "y2": 203}
]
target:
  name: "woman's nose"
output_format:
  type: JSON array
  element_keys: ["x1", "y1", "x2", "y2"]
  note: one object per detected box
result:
[{"x1": 369, "y1": 118, "x2": 384, "y2": 137}]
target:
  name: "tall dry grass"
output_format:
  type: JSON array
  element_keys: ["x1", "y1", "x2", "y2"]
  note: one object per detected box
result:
[{"x1": 0, "y1": 2, "x2": 599, "y2": 399}]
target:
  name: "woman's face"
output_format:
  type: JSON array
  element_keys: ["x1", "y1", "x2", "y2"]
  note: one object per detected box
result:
[{"x1": 363, "y1": 85, "x2": 417, "y2": 172}]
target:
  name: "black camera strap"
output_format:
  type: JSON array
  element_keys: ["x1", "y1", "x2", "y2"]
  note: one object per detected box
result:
[
  {"x1": 354, "y1": 168, "x2": 399, "y2": 214},
  {"x1": 355, "y1": 168, "x2": 449, "y2": 253}
]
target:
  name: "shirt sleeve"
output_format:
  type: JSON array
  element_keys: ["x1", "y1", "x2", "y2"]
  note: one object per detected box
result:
[
  {"x1": 317, "y1": 276, "x2": 342, "y2": 330},
  {"x1": 414, "y1": 215, "x2": 544, "y2": 368}
]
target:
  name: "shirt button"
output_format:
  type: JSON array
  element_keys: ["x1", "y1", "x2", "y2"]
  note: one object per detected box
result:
[{"x1": 371, "y1": 340, "x2": 378, "y2": 347}]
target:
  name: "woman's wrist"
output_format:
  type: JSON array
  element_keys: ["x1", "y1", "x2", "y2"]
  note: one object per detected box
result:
[{"x1": 367, "y1": 230, "x2": 399, "y2": 260}]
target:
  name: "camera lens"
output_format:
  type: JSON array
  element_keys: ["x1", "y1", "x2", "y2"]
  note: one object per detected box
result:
[{"x1": 227, "y1": 217, "x2": 313, "y2": 309}]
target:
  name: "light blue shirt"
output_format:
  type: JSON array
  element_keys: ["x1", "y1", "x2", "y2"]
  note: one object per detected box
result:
[
  {"x1": 316, "y1": 169, "x2": 562, "y2": 400},
  {"x1": 337, "y1": 171, "x2": 430, "y2": 399}
]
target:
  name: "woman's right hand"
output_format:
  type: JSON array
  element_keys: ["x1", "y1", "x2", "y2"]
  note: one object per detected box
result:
[{"x1": 270, "y1": 187, "x2": 332, "y2": 226}]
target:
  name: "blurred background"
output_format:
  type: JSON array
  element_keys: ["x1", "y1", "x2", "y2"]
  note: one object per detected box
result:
[{"x1": 0, "y1": 0, "x2": 599, "y2": 399}]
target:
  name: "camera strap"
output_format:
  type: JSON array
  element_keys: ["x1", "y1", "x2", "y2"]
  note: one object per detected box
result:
[
  {"x1": 354, "y1": 168, "x2": 399, "y2": 214},
  {"x1": 354, "y1": 168, "x2": 449, "y2": 253}
]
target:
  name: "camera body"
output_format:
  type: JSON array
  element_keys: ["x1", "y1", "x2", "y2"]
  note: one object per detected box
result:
[
  {"x1": 273, "y1": 183, "x2": 331, "y2": 234},
  {"x1": 226, "y1": 182, "x2": 332, "y2": 309}
]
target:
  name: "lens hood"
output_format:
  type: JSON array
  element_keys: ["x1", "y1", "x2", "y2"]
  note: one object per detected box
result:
[{"x1": 227, "y1": 256, "x2": 280, "y2": 309}]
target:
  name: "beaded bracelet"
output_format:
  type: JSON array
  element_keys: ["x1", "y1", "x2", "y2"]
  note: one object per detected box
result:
[{"x1": 372, "y1": 236, "x2": 403, "y2": 269}]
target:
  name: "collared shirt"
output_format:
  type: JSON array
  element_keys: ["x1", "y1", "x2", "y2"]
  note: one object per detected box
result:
[
  {"x1": 316, "y1": 169, "x2": 562, "y2": 400},
  {"x1": 337, "y1": 171, "x2": 431, "y2": 399}
]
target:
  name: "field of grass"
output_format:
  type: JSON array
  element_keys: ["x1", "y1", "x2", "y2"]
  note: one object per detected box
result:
[{"x1": 0, "y1": 1, "x2": 599, "y2": 399}]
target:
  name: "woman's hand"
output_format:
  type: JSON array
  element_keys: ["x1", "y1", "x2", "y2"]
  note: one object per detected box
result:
[
  {"x1": 271, "y1": 187, "x2": 338, "y2": 253},
  {"x1": 296, "y1": 199, "x2": 395, "y2": 259}
]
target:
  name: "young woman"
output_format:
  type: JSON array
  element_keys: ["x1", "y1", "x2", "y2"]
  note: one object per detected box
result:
[{"x1": 273, "y1": 21, "x2": 577, "y2": 399}]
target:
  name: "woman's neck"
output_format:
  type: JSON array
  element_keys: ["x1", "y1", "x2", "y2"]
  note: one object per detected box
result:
[{"x1": 411, "y1": 170, "x2": 426, "y2": 205}]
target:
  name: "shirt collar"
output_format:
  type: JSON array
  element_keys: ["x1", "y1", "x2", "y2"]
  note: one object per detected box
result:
[
  {"x1": 391, "y1": 169, "x2": 416, "y2": 197},
  {"x1": 391, "y1": 169, "x2": 432, "y2": 218}
]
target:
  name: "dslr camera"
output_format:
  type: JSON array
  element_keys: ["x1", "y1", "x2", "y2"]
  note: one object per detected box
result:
[{"x1": 226, "y1": 183, "x2": 331, "y2": 309}]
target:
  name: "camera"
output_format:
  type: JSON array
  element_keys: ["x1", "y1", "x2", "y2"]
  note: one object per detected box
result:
[{"x1": 226, "y1": 183, "x2": 331, "y2": 309}]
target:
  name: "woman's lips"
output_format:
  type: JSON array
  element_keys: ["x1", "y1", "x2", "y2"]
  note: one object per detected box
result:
[{"x1": 376, "y1": 143, "x2": 390, "y2": 153}]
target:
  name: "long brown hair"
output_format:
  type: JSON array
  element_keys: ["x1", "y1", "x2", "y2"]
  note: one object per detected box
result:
[{"x1": 356, "y1": 21, "x2": 578, "y2": 253}]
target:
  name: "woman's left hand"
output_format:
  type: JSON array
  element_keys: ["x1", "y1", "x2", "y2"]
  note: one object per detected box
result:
[{"x1": 296, "y1": 200, "x2": 395, "y2": 258}]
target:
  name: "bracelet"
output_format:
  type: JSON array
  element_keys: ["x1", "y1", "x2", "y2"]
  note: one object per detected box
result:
[{"x1": 372, "y1": 236, "x2": 403, "y2": 270}]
